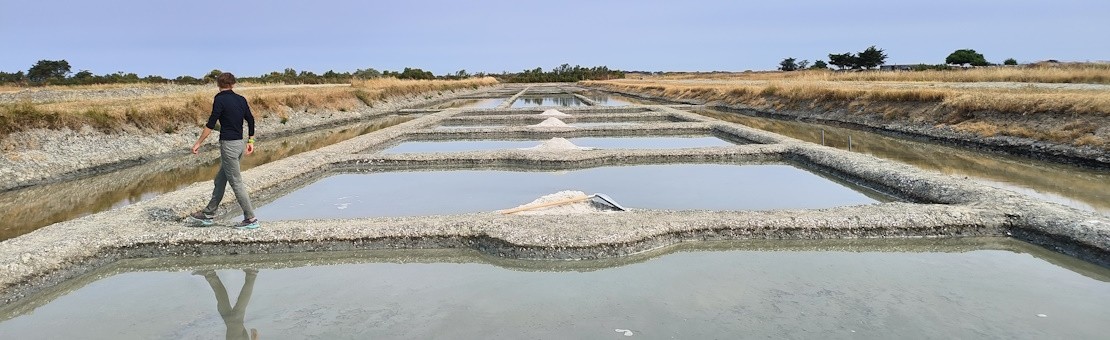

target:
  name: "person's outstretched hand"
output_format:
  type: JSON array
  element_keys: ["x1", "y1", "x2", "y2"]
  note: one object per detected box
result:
[{"x1": 192, "y1": 142, "x2": 202, "y2": 154}]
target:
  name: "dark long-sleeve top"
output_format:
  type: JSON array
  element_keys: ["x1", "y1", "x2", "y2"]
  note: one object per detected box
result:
[{"x1": 205, "y1": 90, "x2": 255, "y2": 140}]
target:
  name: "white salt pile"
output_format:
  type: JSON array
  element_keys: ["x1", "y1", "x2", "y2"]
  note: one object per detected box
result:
[
  {"x1": 501, "y1": 190, "x2": 613, "y2": 215},
  {"x1": 539, "y1": 109, "x2": 572, "y2": 117},
  {"x1": 528, "y1": 117, "x2": 571, "y2": 128},
  {"x1": 517, "y1": 137, "x2": 594, "y2": 151}
]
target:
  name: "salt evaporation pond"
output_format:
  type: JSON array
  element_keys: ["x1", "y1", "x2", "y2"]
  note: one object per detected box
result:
[
  {"x1": 585, "y1": 94, "x2": 656, "y2": 106},
  {"x1": 432, "y1": 98, "x2": 504, "y2": 109},
  {"x1": 434, "y1": 122, "x2": 642, "y2": 130},
  {"x1": 1, "y1": 239, "x2": 1106, "y2": 339},
  {"x1": 380, "y1": 136, "x2": 736, "y2": 153},
  {"x1": 510, "y1": 96, "x2": 587, "y2": 108},
  {"x1": 253, "y1": 164, "x2": 886, "y2": 220}
]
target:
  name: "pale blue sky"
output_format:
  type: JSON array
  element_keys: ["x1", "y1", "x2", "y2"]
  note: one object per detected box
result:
[{"x1": 2, "y1": 0, "x2": 1107, "y2": 77}]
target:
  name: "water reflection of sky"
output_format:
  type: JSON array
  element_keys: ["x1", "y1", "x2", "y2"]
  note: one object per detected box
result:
[
  {"x1": 696, "y1": 109, "x2": 1110, "y2": 216},
  {"x1": 510, "y1": 96, "x2": 586, "y2": 108},
  {"x1": 255, "y1": 164, "x2": 883, "y2": 219},
  {"x1": 3, "y1": 243, "x2": 1107, "y2": 339},
  {"x1": 381, "y1": 136, "x2": 735, "y2": 153},
  {"x1": 429, "y1": 98, "x2": 505, "y2": 109},
  {"x1": 586, "y1": 95, "x2": 646, "y2": 106}
]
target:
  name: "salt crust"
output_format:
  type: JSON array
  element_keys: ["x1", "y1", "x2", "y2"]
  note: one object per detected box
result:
[
  {"x1": 539, "y1": 109, "x2": 571, "y2": 117},
  {"x1": 506, "y1": 190, "x2": 613, "y2": 215},
  {"x1": 529, "y1": 117, "x2": 571, "y2": 128},
  {"x1": 517, "y1": 138, "x2": 594, "y2": 151}
]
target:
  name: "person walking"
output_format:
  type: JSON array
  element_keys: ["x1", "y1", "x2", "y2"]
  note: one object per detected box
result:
[{"x1": 189, "y1": 72, "x2": 260, "y2": 229}]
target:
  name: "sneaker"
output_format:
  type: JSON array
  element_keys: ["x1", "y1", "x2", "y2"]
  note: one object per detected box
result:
[
  {"x1": 187, "y1": 211, "x2": 215, "y2": 226},
  {"x1": 235, "y1": 218, "x2": 260, "y2": 230}
]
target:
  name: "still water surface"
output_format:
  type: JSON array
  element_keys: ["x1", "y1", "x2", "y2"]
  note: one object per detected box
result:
[
  {"x1": 0, "y1": 239, "x2": 1105, "y2": 339},
  {"x1": 583, "y1": 93, "x2": 659, "y2": 106},
  {"x1": 254, "y1": 164, "x2": 884, "y2": 220},
  {"x1": 426, "y1": 98, "x2": 505, "y2": 109},
  {"x1": 434, "y1": 122, "x2": 641, "y2": 130},
  {"x1": 510, "y1": 96, "x2": 587, "y2": 108},
  {"x1": 697, "y1": 109, "x2": 1110, "y2": 216},
  {"x1": 380, "y1": 136, "x2": 735, "y2": 153}
]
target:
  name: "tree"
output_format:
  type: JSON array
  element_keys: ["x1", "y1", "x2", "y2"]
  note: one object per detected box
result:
[
  {"x1": 778, "y1": 57, "x2": 798, "y2": 71},
  {"x1": 175, "y1": 75, "x2": 203, "y2": 85},
  {"x1": 27, "y1": 59, "x2": 71, "y2": 83},
  {"x1": 397, "y1": 67, "x2": 434, "y2": 80},
  {"x1": 353, "y1": 68, "x2": 381, "y2": 79},
  {"x1": 0, "y1": 71, "x2": 25, "y2": 84},
  {"x1": 856, "y1": 46, "x2": 888, "y2": 69},
  {"x1": 946, "y1": 49, "x2": 988, "y2": 66},
  {"x1": 73, "y1": 70, "x2": 93, "y2": 79},
  {"x1": 797, "y1": 59, "x2": 811, "y2": 70},
  {"x1": 828, "y1": 53, "x2": 854, "y2": 70},
  {"x1": 1003, "y1": 58, "x2": 1018, "y2": 66},
  {"x1": 71, "y1": 70, "x2": 95, "y2": 85},
  {"x1": 204, "y1": 69, "x2": 223, "y2": 83},
  {"x1": 810, "y1": 60, "x2": 828, "y2": 69}
]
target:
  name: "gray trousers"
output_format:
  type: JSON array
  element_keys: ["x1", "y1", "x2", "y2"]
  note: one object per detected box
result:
[{"x1": 203, "y1": 139, "x2": 255, "y2": 220}]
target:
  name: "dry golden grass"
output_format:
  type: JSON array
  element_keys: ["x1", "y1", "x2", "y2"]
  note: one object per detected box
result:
[
  {"x1": 0, "y1": 77, "x2": 498, "y2": 136},
  {"x1": 585, "y1": 77, "x2": 1109, "y2": 148},
  {"x1": 643, "y1": 63, "x2": 1110, "y2": 84}
]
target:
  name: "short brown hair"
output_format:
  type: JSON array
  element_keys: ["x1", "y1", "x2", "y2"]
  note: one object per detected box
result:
[{"x1": 216, "y1": 72, "x2": 236, "y2": 88}]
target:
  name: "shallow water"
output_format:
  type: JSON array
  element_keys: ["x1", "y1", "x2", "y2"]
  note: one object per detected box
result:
[
  {"x1": 380, "y1": 136, "x2": 735, "y2": 153},
  {"x1": 434, "y1": 122, "x2": 640, "y2": 130},
  {"x1": 696, "y1": 109, "x2": 1110, "y2": 216},
  {"x1": 254, "y1": 164, "x2": 884, "y2": 219},
  {"x1": 583, "y1": 94, "x2": 657, "y2": 106},
  {"x1": 510, "y1": 96, "x2": 587, "y2": 108},
  {"x1": 426, "y1": 98, "x2": 505, "y2": 109},
  {"x1": 0, "y1": 116, "x2": 412, "y2": 241},
  {"x1": 1, "y1": 239, "x2": 1106, "y2": 339}
]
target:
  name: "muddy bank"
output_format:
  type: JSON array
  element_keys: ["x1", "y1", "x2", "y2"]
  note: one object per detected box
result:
[
  {"x1": 0, "y1": 85, "x2": 501, "y2": 192},
  {"x1": 584, "y1": 85, "x2": 1110, "y2": 169}
]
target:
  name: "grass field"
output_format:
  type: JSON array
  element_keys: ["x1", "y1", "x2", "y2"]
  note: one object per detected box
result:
[
  {"x1": 0, "y1": 77, "x2": 497, "y2": 136},
  {"x1": 587, "y1": 66, "x2": 1109, "y2": 148}
]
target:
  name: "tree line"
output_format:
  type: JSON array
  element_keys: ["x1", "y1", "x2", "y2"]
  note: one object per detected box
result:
[
  {"x1": 0, "y1": 60, "x2": 458, "y2": 86},
  {"x1": 779, "y1": 46, "x2": 888, "y2": 71},
  {"x1": 494, "y1": 64, "x2": 625, "y2": 83},
  {"x1": 778, "y1": 47, "x2": 1020, "y2": 71},
  {"x1": 0, "y1": 60, "x2": 626, "y2": 86}
]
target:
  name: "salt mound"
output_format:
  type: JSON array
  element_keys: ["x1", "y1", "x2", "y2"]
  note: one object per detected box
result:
[
  {"x1": 539, "y1": 109, "x2": 571, "y2": 117},
  {"x1": 529, "y1": 117, "x2": 571, "y2": 128},
  {"x1": 502, "y1": 190, "x2": 611, "y2": 215},
  {"x1": 517, "y1": 137, "x2": 593, "y2": 151}
]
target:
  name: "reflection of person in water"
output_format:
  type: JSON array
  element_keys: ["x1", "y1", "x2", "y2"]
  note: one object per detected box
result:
[{"x1": 195, "y1": 269, "x2": 260, "y2": 340}]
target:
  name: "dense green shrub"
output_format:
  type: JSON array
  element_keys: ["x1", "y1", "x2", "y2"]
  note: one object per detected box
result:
[{"x1": 946, "y1": 49, "x2": 989, "y2": 66}]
